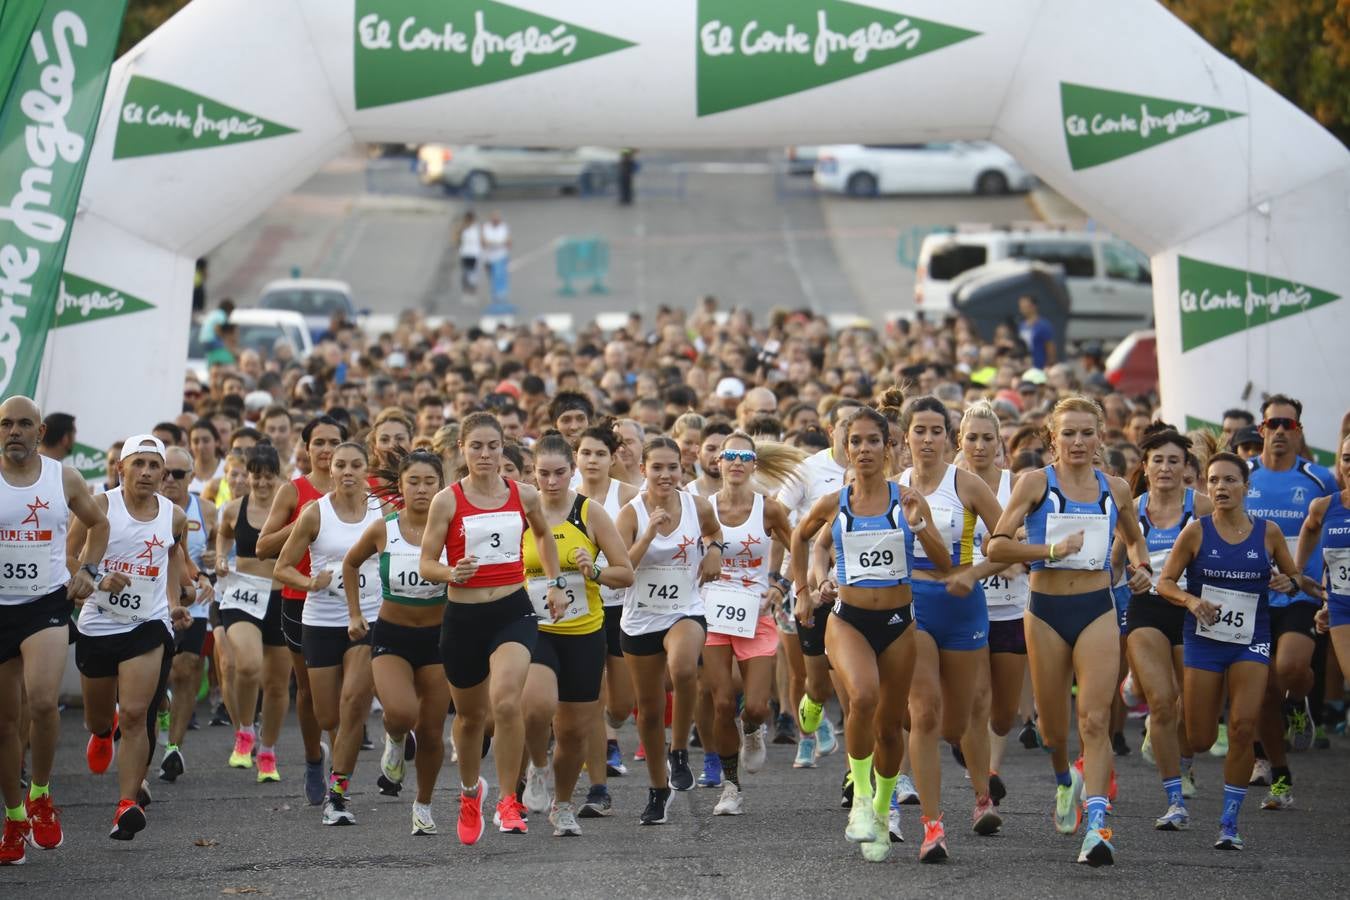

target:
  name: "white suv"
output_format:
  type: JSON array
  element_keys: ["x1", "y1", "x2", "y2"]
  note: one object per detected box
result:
[
  {"x1": 813, "y1": 142, "x2": 1033, "y2": 197},
  {"x1": 914, "y1": 228, "x2": 1154, "y2": 340}
]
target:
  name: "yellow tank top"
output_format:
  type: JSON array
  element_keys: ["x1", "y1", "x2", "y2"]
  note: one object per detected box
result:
[{"x1": 523, "y1": 494, "x2": 603, "y2": 635}]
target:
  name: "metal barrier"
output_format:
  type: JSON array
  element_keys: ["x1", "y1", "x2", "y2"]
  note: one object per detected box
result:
[{"x1": 557, "y1": 237, "x2": 610, "y2": 295}]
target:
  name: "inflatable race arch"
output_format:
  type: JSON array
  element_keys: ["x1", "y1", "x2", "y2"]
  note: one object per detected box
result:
[{"x1": 40, "y1": 0, "x2": 1350, "y2": 465}]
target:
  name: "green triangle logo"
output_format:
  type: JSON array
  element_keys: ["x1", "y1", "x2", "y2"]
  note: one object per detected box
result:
[
  {"x1": 67, "y1": 441, "x2": 110, "y2": 483},
  {"x1": 54, "y1": 273, "x2": 154, "y2": 328},
  {"x1": 696, "y1": 0, "x2": 979, "y2": 117},
  {"x1": 1060, "y1": 82, "x2": 1244, "y2": 171},
  {"x1": 113, "y1": 75, "x2": 297, "y2": 159},
  {"x1": 1178, "y1": 256, "x2": 1340, "y2": 353},
  {"x1": 354, "y1": 0, "x2": 637, "y2": 110},
  {"x1": 1185, "y1": 415, "x2": 1335, "y2": 468}
]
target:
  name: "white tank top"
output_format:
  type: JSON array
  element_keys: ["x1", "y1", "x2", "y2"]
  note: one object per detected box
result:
[
  {"x1": 899, "y1": 463, "x2": 976, "y2": 567},
  {"x1": 622, "y1": 490, "x2": 704, "y2": 636},
  {"x1": 594, "y1": 479, "x2": 625, "y2": 608},
  {"x1": 0, "y1": 455, "x2": 70, "y2": 604},
  {"x1": 302, "y1": 495, "x2": 382, "y2": 628},
  {"x1": 973, "y1": 469, "x2": 1028, "y2": 620},
  {"x1": 709, "y1": 492, "x2": 770, "y2": 592},
  {"x1": 78, "y1": 489, "x2": 174, "y2": 637}
]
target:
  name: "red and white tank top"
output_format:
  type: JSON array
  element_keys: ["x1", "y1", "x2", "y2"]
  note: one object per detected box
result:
[
  {"x1": 0, "y1": 455, "x2": 70, "y2": 604},
  {"x1": 445, "y1": 478, "x2": 528, "y2": 589},
  {"x1": 281, "y1": 475, "x2": 324, "y2": 601}
]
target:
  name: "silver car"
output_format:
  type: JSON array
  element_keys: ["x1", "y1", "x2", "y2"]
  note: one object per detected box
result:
[{"x1": 417, "y1": 145, "x2": 621, "y2": 198}]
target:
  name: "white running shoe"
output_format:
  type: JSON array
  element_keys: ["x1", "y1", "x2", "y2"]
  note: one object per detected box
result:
[
  {"x1": 713, "y1": 781, "x2": 744, "y2": 816},
  {"x1": 740, "y1": 724, "x2": 767, "y2": 774},
  {"x1": 894, "y1": 773, "x2": 919, "y2": 805},
  {"x1": 522, "y1": 763, "x2": 552, "y2": 814},
  {"x1": 1249, "y1": 758, "x2": 1272, "y2": 787},
  {"x1": 550, "y1": 801, "x2": 581, "y2": 836},
  {"x1": 381, "y1": 735, "x2": 406, "y2": 785},
  {"x1": 411, "y1": 802, "x2": 436, "y2": 836},
  {"x1": 845, "y1": 798, "x2": 877, "y2": 842}
]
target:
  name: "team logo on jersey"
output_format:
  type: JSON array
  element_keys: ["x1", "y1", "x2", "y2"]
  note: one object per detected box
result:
[
  {"x1": 138, "y1": 534, "x2": 165, "y2": 564},
  {"x1": 1247, "y1": 549, "x2": 1259, "y2": 559},
  {"x1": 1247, "y1": 487, "x2": 1261, "y2": 499},
  {"x1": 672, "y1": 535, "x2": 698, "y2": 564},
  {"x1": 737, "y1": 535, "x2": 762, "y2": 557},
  {"x1": 21, "y1": 496, "x2": 49, "y2": 529},
  {"x1": 1210, "y1": 548, "x2": 1220, "y2": 557},
  {"x1": 1292, "y1": 487, "x2": 1307, "y2": 505}
]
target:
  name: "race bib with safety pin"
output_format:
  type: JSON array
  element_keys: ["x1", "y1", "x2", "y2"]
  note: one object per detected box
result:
[
  {"x1": 1045, "y1": 513, "x2": 1110, "y2": 570},
  {"x1": 218, "y1": 572, "x2": 272, "y2": 618},
  {"x1": 1196, "y1": 584, "x2": 1258, "y2": 645},
  {"x1": 0, "y1": 531, "x2": 50, "y2": 595},
  {"x1": 705, "y1": 580, "x2": 760, "y2": 638},
  {"x1": 1322, "y1": 546, "x2": 1350, "y2": 594},
  {"x1": 463, "y1": 511, "x2": 523, "y2": 566},
  {"x1": 634, "y1": 565, "x2": 696, "y2": 614},
  {"x1": 841, "y1": 528, "x2": 907, "y2": 584},
  {"x1": 92, "y1": 573, "x2": 156, "y2": 624},
  {"x1": 386, "y1": 551, "x2": 444, "y2": 600},
  {"x1": 527, "y1": 572, "x2": 589, "y2": 623}
]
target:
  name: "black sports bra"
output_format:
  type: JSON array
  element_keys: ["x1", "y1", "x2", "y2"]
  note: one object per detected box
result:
[{"x1": 234, "y1": 494, "x2": 261, "y2": 559}]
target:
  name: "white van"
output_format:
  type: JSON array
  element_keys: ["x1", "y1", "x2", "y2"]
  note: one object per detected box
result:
[{"x1": 913, "y1": 227, "x2": 1153, "y2": 340}]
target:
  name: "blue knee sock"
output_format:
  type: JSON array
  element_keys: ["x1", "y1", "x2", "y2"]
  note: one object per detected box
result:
[
  {"x1": 1180, "y1": 755, "x2": 1193, "y2": 772},
  {"x1": 1162, "y1": 776, "x2": 1183, "y2": 808},
  {"x1": 1085, "y1": 795, "x2": 1108, "y2": 830},
  {"x1": 1221, "y1": 784, "x2": 1247, "y2": 830}
]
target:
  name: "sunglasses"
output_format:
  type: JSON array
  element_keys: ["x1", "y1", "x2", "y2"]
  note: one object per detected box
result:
[
  {"x1": 164, "y1": 469, "x2": 191, "y2": 480},
  {"x1": 720, "y1": 449, "x2": 756, "y2": 462},
  {"x1": 1262, "y1": 417, "x2": 1300, "y2": 432}
]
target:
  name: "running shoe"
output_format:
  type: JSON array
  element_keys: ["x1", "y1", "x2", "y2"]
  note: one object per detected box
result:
[
  {"x1": 639, "y1": 787, "x2": 672, "y2": 825},
  {"x1": 411, "y1": 802, "x2": 436, "y2": 836},
  {"x1": 989, "y1": 772, "x2": 1007, "y2": 806},
  {"x1": 1209, "y1": 723, "x2": 1229, "y2": 757},
  {"x1": 1154, "y1": 803, "x2": 1190, "y2": 831},
  {"x1": 887, "y1": 793, "x2": 904, "y2": 843},
  {"x1": 1214, "y1": 825, "x2": 1244, "y2": 850},
  {"x1": 522, "y1": 763, "x2": 552, "y2": 814},
  {"x1": 772, "y1": 713, "x2": 796, "y2": 745},
  {"x1": 633, "y1": 741, "x2": 646, "y2": 762},
  {"x1": 256, "y1": 750, "x2": 280, "y2": 783},
  {"x1": 550, "y1": 801, "x2": 582, "y2": 836},
  {"x1": 1077, "y1": 827, "x2": 1115, "y2": 866},
  {"x1": 1140, "y1": 723, "x2": 1155, "y2": 766},
  {"x1": 1261, "y1": 776, "x2": 1293, "y2": 810},
  {"x1": 137, "y1": 780, "x2": 153, "y2": 809},
  {"x1": 158, "y1": 747, "x2": 184, "y2": 783},
  {"x1": 816, "y1": 719, "x2": 838, "y2": 756},
  {"x1": 741, "y1": 724, "x2": 767, "y2": 774},
  {"x1": 606, "y1": 740, "x2": 628, "y2": 776},
  {"x1": 0, "y1": 817, "x2": 28, "y2": 865},
  {"x1": 25, "y1": 795, "x2": 62, "y2": 850},
  {"x1": 697, "y1": 753, "x2": 722, "y2": 788},
  {"x1": 669, "y1": 749, "x2": 694, "y2": 792},
  {"x1": 919, "y1": 816, "x2": 948, "y2": 863},
  {"x1": 578, "y1": 785, "x2": 612, "y2": 818},
  {"x1": 322, "y1": 792, "x2": 355, "y2": 826},
  {"x1": 380, "y1": 735, "x2": 406, "y2": 788},
  {"x1": 793, "y1": 735, "x2": 817, "y2": 769},
  {"x1": 895, "y1": 773, "x2": 919, "y2": 806},
  {"x1": 305, "y1": 741, "x2": 330, "y2": 806},
  {"x1": 1055, "y1": 768, "x2": 1084, "y2": 835},
  {"x1": 1181, "y1": 768, "x2": 1197, "y2": 799},
  {"x1": 86, "y1": 717, "x2": 117, "y2": 774},
  {"x1": 210, "y1": 703, "x2": 231, "y2": 727},
  {"x1": 1120, "y1": 671, "x2": 1142, "y2": 707},
  {"x1": 457, "y1": 778, "x2": 487, "y2": 845},
  {"x1": 861, "y1": 809, "x2": 891, "y2": 863},
  {"x1": 972, "y1": 796, "x2": 1002, "y2": 835},
  {"x1": 1249, "y1": 758, "x2": 1272, "y2": 787},
  {"x1": 109, "y1": 800, "x2": 146, "y2": 841},
  {"x1": 840, "y1": 770, "x2": 855, "y2": 809},
  {"x1": 713, "y1": 782, "x2": 743, "y2": 816},
  {"x1": 1313, "y1": 725, "x2": 1330, "y2": 750},
  {"x1": 1285, "y1": 697, "x2": 1314, "y2": 752},
  {"x1": 798, "y1": 695, "x2": 824, "y2": 735},
  {"x1": 1073, "y1": 756, "x2": 1118, "y2": 803},
  {"x1": 1018, "y1": 718, "x2": 1041, "y2": 750},
  {"x1": 229, "y1": 730, "x2": 255, "y2": 769},
  {"x1": 496, "y1": 796, "x2": 528, "y2": 833},
  {"x1": 845, "y1": 798, "x2": 877, "y2": 843}
]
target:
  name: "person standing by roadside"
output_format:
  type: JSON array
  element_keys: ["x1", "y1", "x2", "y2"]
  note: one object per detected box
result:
[
  {"x1": 618, "y1": 150, "x2": 638, "y2": 206},
  {"x1": 1017, "y1": 295, "x2": 1057, "y2": 370},
  {"x1": 456, "y1": 211, "x2": 482, "y2": 302},
  {"x1": 482, "y1": 211, "x2": 511, "y2": 306}
]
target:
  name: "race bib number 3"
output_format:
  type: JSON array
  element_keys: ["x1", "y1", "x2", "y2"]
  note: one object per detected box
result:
[
  {"x1": 527, "y1": 572, "x2": 588, "y2": 623},
  {"x1": 1323, "y1": 547, "x2": 1350, "y2": 594},
  {"x1": 463, "y1": 512, "x2": 522, "y2": 566},
  {"x1": 0, "y1": 537, "x2": 50, "y2": 595},
  {"x1": 840, "y1": 528, "x2": 907, "y2": 584},
  {"x1": 1045, "y1": 513, "x2": 1110, "y2": 570},
  {"x1": 1197, "y1": 584, "x2": 1258, "y2": 645},
  {"x1": 705, "y1": 580, "x2": 759, "y2": 638},
  {"x1": 635, "y1": 565, "x2": 695, "y2": 614}
]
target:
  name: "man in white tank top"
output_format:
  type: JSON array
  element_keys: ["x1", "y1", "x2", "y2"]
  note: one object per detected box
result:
[{"x1": 0, "y1": 397, "x2": 108, "y2": 863}]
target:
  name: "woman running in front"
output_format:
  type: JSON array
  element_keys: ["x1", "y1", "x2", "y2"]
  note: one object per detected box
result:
[
  {"x1": 215, "y1": 446, "x2": 292, "y2": 783},
  {"x1": 1158, "y1": 451, "x2": 1300, "y2": 850},
  {"x1": 519, "y1": 434, "x2": 633, "y2": 835},
  {"x1": 957, "y1": 401, "x2": 1029, "y2": 810},
  {"x1": 571, "y1": 425, "x2": 640, "y2": 812},
  {"x1": 986, "y1": 396, "x2": 1151, "y2": 867},
  {"x1": 898, "y1": 396, "x2": 1005, "y2": 848},
  {"x1": 614, "y1": 437, "x2": 725, "y2": 826},
  {"x1": 1299, "y1": 435, "x2": 1350, "y2": 720},
  {"x1": 1121, "y1": 427, "x2": 1212, "y2": 831},
  {"x1": 274, "y1": 442, "x2": 382, "y2": 826},
  {"x1": 792, "y1": 408, "x2": 949, "y2": 864},
  {"x1": 73, "y1": 435, "x2": 191, "y2": 840},
  {"x1": 701, "y1": 433, "x2": 799, "y2": 816},
  {"x1": 419, "y1": 412, "x2": 569, "y2": 844},
  {"x1": 344, "y1": 449, "x2": 448, "y2": 837}
]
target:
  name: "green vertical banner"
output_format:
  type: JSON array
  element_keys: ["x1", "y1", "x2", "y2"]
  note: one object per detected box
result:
[{"x1": 0, "y1": 0, "x2": 127, "y2": 397}]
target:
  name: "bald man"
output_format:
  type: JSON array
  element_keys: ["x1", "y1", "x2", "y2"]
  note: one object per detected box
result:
[
  {"x1": 737, "y1": 388, "x2": 778, "y2": 432},
  {"x1": 0, "y1": 397, "x2": 108, "y2": 863}
]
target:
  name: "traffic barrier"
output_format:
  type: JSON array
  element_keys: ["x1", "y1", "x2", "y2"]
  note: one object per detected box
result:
[{"x1": 557, "y1": 237, "x2": 610, "y2": 295}]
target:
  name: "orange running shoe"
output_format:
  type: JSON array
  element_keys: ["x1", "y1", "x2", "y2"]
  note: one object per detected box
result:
[
  {"x1": 109, "y1": 800, "x2": 145, "y2": 841},
  {"x1": 25, "y1": 795, "x2": 62, "y2": 850},
  {"x1": 919, "y1": 815, "x2": 948, "y2": 863},
  {"x1": 87, "y1": 712, "x2": 119, "y2": 774},
  {"x1": 496, "y1": 796, "x2": 528, "y2": 834},
  {"x1": 0, "y1": 817, "x2": 29, "y2": 865},
  {"x1": 457, "y1": 777, "x2": 486, "y2": 846}
]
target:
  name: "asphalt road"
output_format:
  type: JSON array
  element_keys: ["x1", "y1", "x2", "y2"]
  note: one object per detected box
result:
[
  {"x1": 205, "y1": 148, "x2": 1045, "y2": 330},
  {"x1": 7, "y1": 701, "x2": 1349, "y2": 898}
]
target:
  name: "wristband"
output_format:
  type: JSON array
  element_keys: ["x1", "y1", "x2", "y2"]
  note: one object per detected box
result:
[
  {"x1": 911, "y1": 517, "x2": 927, "y2": 533},
  {"x1": 591, "y1": 563, "x2": 602, "y2": 581},
  {"x1": 1047, "y1": 544, "x2": 1057, "y2": 563}
]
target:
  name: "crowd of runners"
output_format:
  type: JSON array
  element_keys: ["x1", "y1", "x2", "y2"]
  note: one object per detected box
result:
[{"x1": 1, "y1": 301, "x2": 1347, "y2": 868}]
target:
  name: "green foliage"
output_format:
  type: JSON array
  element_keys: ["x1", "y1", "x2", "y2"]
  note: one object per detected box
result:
[{"x1": 116, "y1": 0, "x2": 191, "y2": 58}]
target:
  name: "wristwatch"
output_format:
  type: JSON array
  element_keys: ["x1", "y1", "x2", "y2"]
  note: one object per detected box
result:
[
  {"x1": 81, "y1": 563, "x2": 99, "y2": 581},
  {"x1": 590, "y1": 563, "x2": 603, "y2": 582},
  {"x1": 549, "y1": 575, "x2": 568, "y2": 590}
]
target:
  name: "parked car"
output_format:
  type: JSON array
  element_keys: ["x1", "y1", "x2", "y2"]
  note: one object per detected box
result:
[
  {"x1": 186, "y1": 308, "x2": 313, "y2": 382},
  {"x1": 784, "y1": 145, "x2": 823, "y2": 175},
  {"x1": 256, "y1": 278, "x2": 363, "y2": 342},
  {"x1": 813, "y1": 142, "x2": 1033, "y2": 197},
  {"x1": 417, "y1": 145, "x2": 621, "y2": 198},
  {"x1": 1104, "y1": 329, "x2": 1158, "y2": 396},
  {"x1": 914, "y1": 227, "x2": 1154, "y2": 340}
]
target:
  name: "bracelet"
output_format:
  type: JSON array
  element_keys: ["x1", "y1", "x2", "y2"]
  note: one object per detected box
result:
[
  {"x1": 989, "y1": 532, "x2": 1013, "y2": 542},
  {"x1": 1047, "y1": 544, "x2": 1057, "y2": 563},
  {"x1": 911, "y1": 517, "x2": 927, "y2": 533}
]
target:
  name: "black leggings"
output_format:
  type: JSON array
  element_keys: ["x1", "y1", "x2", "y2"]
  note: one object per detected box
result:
[{"x1": 145, "y1": 642, "x2": 174, "y2": 767}]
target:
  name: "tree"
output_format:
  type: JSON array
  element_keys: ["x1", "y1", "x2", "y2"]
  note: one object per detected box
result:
[
  {"x1": 117, "y1": 0, "x2": 192, "y2": 58},
  {"x1": 1162, "y1": 0, "x2": 1349, "y2": 145}
]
